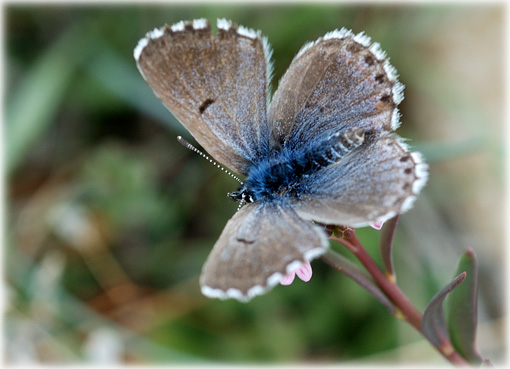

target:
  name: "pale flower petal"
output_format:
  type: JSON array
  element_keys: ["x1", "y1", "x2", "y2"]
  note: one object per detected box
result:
[
  {"x1": 295, "y1": 260, "x2": 313, "y2": 282},
  {"x1": 280, "y1": 272, "x2": 296, "y2": 285},
  {"x1": 280, "y1": 260, "x2": 314, "y2": 285},
  {"x1": 370, "y1": 221, "x2": 384, "y2": 230}
]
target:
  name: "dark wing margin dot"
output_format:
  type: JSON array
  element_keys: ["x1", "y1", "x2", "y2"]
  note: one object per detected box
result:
[
  {"x1": 364, "y1": 54, "x2": 376, "y2": 66},
  {"x1": 375, "y1": 73, "x2": 385, "y2": 84},
  {"x1": 380, "y1": 94, "x2": 392, "y2": 104}
]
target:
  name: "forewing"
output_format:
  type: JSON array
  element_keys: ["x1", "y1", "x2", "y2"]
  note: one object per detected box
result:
[
  {"x1": 135, "y1": 19, "x2": 272, "y2": 175},
  {"x1": 268, "y1": 29, "x2": 403, "y2": 149},
  {"x1": 200, "y1": 202, "x2": 328, "y2": 302},
  {"x1": 291, "y1": 136, "x2": 428, "y2": 227}
]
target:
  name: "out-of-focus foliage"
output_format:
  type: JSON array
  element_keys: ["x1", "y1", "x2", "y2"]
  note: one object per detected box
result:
[{"x1": 5, "y1": 4, "x2": 505, "y2": 365}]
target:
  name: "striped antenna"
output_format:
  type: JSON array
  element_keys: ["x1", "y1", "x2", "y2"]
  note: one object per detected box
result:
[
  {"x1": 177, "y1": 136, "x2": 244, "y2": 185},
  {"x1": 237, "y1": 199, "x2": 245, "y2": 212}
]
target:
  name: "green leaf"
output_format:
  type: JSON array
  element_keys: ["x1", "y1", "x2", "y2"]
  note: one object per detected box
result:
[
  {"x1": 422, "y1": 272, "x2": 466, "y2": 348},
  {"x1": 446, "y1": 249, "x2": 483, "y2": 364},
  {"x1": 379, "y1": 215, "x2": 399, "y2": 277},
  {"x1": 6, "y1": 43, "x2": 75, "y2": 172}
]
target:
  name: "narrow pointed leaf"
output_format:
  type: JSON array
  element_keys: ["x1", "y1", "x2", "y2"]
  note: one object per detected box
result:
[
  {"x1": 379, "y1": 215, "x2": 399, "y2": 277},
  {"x1": 6, "y1": 36, "x2": 76, "y2": 173},
  {"x1": 446, "y1": 249, "x2": 483, "y2": 364},
  {"x1": 422, "y1": 272, "x2": 466, "y2": 347},
  {"x1": 321, "y1": 249, "x2": 396, "y2": 315},
  {"x1": 6, "y1": 20, "x2": 96, "y2": 173}
]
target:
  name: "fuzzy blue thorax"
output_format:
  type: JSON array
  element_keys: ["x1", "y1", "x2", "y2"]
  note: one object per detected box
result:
[
  {"x1": 243, "y1": 147, "x2": 312, "y2": 202},
  {"x1": 229, "y1": 128, "x2": 366, "y2": 203}
]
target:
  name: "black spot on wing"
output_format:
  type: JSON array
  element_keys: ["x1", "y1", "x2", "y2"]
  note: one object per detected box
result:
[{"x1": 199, "y1": 98, "x2": 215, "y2": 114}]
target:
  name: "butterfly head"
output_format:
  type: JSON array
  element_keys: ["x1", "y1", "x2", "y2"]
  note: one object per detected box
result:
[{"x1": 228, "y1": 186, "x2": 255, "y2": 203}]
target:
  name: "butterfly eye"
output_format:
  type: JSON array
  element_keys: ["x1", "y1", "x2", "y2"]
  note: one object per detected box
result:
[
  {"x1": 227, "y1": 190, "x2": 243, "y2": 201},
  {"x1": 228, "y1": 187, "x2": 254, "y2": 203}
]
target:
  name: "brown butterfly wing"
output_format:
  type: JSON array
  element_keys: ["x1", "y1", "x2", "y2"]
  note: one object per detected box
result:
[
  {"x1": 268, "y1": 29, "x2": 403, "y2": 149},
  {"x1": 135, "y1": 19, "x2": 272, "y2": 175},
  {"x1": 200, "y1": 202, "x2": 329, "y2": 302},
  {"x1": 290, "y1": 135, "x2": 428, "y2": 227}
]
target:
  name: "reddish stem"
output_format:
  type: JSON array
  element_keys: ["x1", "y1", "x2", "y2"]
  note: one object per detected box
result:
[
  {"x1": 330, "y1": 229, "x2": 469, "y2": 366},
  {"x1": 332, "y1": 230, "x2": 422, "y2": 330}
]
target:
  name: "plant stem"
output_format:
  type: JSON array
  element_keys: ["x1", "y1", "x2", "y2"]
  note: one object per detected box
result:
[
  {"x1": 329, "y1": 229, "x2": 469, "y2": 366},
  {"x1": 333, "y1": 231, "x2": 422, "y2": 330}
]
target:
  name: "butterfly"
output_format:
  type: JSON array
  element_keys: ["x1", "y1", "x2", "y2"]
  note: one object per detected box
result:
[{"x1": 134, "y1": 18, "x2": 428, "y2": 302}]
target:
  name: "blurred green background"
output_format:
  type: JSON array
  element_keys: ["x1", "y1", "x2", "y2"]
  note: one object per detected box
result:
[{"x1": 5, "y1": 3, "x2": 505, "y2": 365}]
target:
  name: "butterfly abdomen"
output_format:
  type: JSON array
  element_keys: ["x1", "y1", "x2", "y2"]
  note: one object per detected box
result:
[{"x1": 241, "y1": 128, "x2": 367, "y2": 202}]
